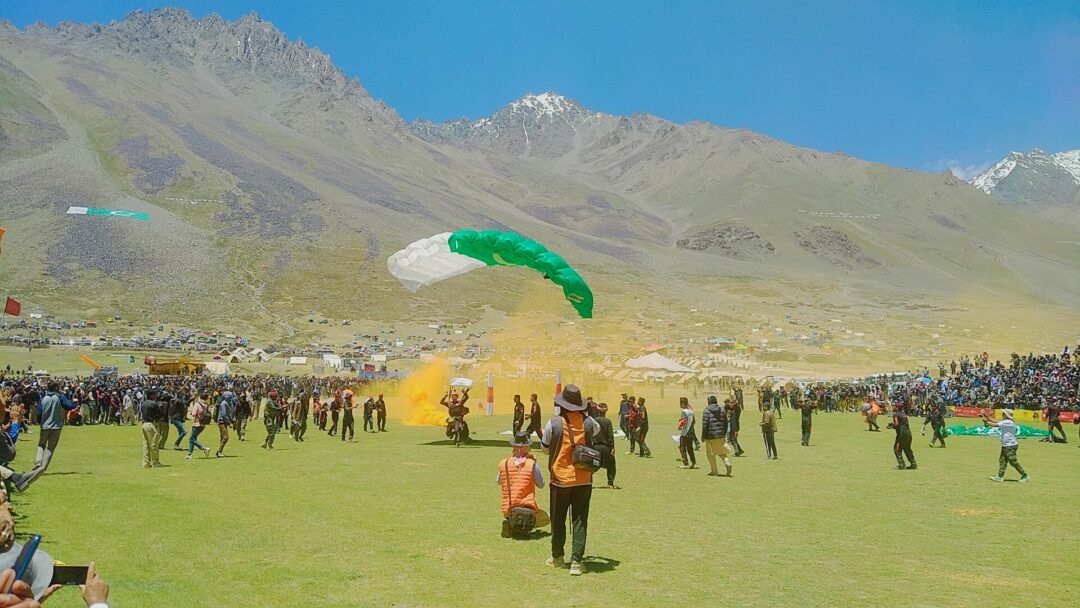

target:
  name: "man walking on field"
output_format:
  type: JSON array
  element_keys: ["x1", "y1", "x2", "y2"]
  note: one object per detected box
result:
[
  {"x1": 676, "y1": 397, "x2": 697, "y2": 469},
  {"x1": 760, "y1": 402, "x2": 778, "y2": 460},
  {"x1": 216, "y1": 391, "x2": 235, "y2": 458},
  {"x1": 984, "y1": 409, "x2": 1029, "y2": 482},
  {"x1": 542, "y1": 385, "x2": 598, "y2": 576},
  {"x1": 526, "y1": 394, "x2": 543, "y2": 441},
  {"x1": 888, "y1": 403, "x2": 917, "y2": 470},
  {"x1": 10, "y1": 382, "x2": 77, "y2": 491},
  {"x1": 341, "y1": 390, "x2": 356, "y2": 442},
  {"x1": 701, "y1": 395, "x2": 732, "y2": 476},
  {"x1": 376, "y1": 394, "x2": 387, "y2": 431}
]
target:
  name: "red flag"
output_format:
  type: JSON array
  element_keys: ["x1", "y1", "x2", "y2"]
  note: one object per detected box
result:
[
  {"x1": 0, "y1": 226, "x2": 5, "y2": 255},
  {"x1": 4, "y1": 298, "x2": 20, "y2": 316}
]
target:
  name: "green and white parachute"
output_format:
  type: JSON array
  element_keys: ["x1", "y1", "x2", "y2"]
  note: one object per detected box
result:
[{"x1": 387, "y1": 230, "x2": 594, "y2": 318}]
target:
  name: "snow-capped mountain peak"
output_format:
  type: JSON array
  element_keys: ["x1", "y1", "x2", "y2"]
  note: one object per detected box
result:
[
  {"x1": 970, "y1": 148, "x2": 1080, "y2": 206},
  {"x1": 508, "y1": 92, "x2": 580, "y2": 116},
  {"x1": 971, "y1": 153, "x2": 1021, "y2": 193}
]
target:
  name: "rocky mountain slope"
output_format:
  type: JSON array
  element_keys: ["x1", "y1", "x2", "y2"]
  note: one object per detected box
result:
[{"x1": 2, "y1": 8, "x2": 1079, "y2": 359}]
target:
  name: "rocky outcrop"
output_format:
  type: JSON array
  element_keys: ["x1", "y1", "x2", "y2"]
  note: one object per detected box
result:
[{"x1": 676, "y1": 225, "x2": 775, "y2": 259}]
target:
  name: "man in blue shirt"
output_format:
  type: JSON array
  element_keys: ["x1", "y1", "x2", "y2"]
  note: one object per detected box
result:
[{"x1": 11, "y1": 382, "x2": 76, "y2": 491}]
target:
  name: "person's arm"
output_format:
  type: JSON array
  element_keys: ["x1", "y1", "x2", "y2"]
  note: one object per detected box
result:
[
  {"x1": 533, "y1": 461, "x2": 545, "y2": 489},
  {"x1": 56, "y1": 391, "x2": 78, "y2": 411},
  {"x1": 540, "y1": 419, "x2": 554, "y2": 454},
  {"x1": 0, "y1": 488, "x2": 13, "y2": 555}
]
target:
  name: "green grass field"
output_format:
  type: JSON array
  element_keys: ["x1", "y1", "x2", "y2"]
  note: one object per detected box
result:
[{"x1": 14, "y1": 412, "x2": 1080, "y2": 608}]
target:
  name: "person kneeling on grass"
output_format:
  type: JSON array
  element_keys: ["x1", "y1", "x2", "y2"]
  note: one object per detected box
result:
[{"x1": 497, "y1": 432, "x2": 550, "y2": 539}]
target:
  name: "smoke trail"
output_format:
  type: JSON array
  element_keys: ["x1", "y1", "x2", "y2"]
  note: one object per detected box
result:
[{"x1": 400, "y1": 358, "x2": 451, "y2": 426}]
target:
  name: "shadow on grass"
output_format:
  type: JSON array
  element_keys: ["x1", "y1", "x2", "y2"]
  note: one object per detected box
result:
[
  {"x1": 41, "y1": 471, "x2": 89, "y2": 477},
  {"x1": 421, "y1": 439, "x2": 514, "y2": 448},
  {"x1": 583, "y1": 555, "x2": 620, "y2": 574}
]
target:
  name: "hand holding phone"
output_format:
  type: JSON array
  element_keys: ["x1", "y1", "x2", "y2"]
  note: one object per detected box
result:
[{"x1": 50, "y1": 565, "x2": 89, "y2": 586}]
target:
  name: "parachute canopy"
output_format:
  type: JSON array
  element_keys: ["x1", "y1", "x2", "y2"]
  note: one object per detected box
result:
[
  {"x1": 944, "y1": 424, "x2": 1049, "y2": 438},
  {"x1": 387, "y1": 230, "x2": 594, "y2": 318}
]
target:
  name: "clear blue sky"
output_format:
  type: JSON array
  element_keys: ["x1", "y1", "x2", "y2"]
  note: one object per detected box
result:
[{"x1": 4, "y1": 1, "x2": 1078, "y2": 177}]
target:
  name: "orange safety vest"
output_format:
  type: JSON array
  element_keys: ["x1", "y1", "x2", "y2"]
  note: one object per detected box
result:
[{"x1": 499, "y1": 456, "x2": 538, "y2": 516}]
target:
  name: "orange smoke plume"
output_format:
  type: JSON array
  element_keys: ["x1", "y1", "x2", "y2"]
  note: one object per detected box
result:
[{"x1": 400, "y1": 359, "x2": 451, "y2": 426}]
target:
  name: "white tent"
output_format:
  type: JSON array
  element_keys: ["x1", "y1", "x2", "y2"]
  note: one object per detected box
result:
[
  {"x1": 288, "y1": 356, "x2": 308, "y2": 366},
  {"x1": 249, "y1": 348, "x2": 274, "y2": 362},
  {"x1": 322, "y1": 354, "x2": 343, "y2": 369},
  {"x1": 624, "y1": 352, "x2": 693, "y2": 373},
  {"x1": 204, "y1": 361, "x2": 231, "y2": 375}
]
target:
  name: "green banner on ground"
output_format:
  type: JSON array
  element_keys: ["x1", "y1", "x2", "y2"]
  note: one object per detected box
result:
[{"x1": 66, "y1": 206, "x2": 150, "y2": 221}]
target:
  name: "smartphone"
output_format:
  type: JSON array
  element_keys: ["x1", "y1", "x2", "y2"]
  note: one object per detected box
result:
[
  {"x1": 50, "y1": 565, "x2": 89, "y2": 586},
  {"x1": 10, "y1": 534, "x2": 41, "y2": 592}
]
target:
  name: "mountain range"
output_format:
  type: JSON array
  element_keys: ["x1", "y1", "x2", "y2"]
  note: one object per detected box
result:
[{"x1": 1, "y1": 8, "x2": 1078, "y2": 365}]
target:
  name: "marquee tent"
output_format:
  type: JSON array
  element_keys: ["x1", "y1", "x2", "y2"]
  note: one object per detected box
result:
[{"x1": 624, "y1": 352, "x2": 693, "y2": 373}]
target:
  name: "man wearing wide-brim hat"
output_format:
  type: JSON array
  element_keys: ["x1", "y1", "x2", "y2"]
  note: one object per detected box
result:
[
  {"x1": 497, "y1": 432, "x2": 549, "y2": 539},
  {"x1": 541, "y1": 385, "x2": 600, "y2": 576}
]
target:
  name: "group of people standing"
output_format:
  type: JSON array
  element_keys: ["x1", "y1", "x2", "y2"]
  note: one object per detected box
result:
[{"x1": 135, "y1": 381, "x2": 390, "y2": 466}]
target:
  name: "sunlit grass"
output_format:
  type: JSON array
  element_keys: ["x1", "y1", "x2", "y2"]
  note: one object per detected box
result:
[{"x1": 13, "y1": 411, "x2": 1079, "y2": 607}]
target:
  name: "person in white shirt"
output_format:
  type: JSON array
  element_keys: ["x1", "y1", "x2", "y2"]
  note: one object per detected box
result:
[{"x1": 982, "y1": 409, "x2": 1029, "y2": 483}]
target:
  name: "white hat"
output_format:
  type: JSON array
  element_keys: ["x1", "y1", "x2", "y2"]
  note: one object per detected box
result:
[{"x1": 1001, "y1": 409, "x2": 1013, "y2": 419}]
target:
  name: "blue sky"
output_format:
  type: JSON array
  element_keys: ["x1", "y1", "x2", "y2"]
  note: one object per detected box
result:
[{"x1": 4, "y1": 1, "x2": 1078, "y2": 177}]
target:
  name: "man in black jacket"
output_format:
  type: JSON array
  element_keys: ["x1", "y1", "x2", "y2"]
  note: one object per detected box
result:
[
  {"x1": 888, "y1": 403, "x2": 917, "y2": 470},
  {"x1": 526, "y1": 394, "x2": 543, "y2": 441},
  {"x1": 376, "y1": 394, "x2": 387, "y2": 432},
  {"x1": 921, "y1": 402, "x2": 946, "y2": 448},
  {"x1": 155, "y1": 391, "x2": 173, "y2": 451},
  {"x1": 139, "y1": 388, "x2": 165, "y2": 468},
  {"x1": 169, "y1": 393, "x2": 189, "y2": 450},
  {"x1": 726, "y1": 397, "x2": 745, "y2": 456},
  {"x1": 701, "y1": 395, "x2": 732, "y2": 476},
  {"x1": 593, "y1": 403, "x2": 618, "y2": 489},
  {"x1": 512, "y1": 394, "x2": 525, "y2": 436}
]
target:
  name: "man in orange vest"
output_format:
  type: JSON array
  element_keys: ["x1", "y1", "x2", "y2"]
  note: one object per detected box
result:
[
  {"x1": 541, "y1": 385, "x2": 599, "y2": 576},
  {"x1": 497, "y1": 431, "x2": 549, "y2": 538}
]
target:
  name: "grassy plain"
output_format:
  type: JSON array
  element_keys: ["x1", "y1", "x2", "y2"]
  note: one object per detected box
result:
[{"x1": 12, "y1": 409, "x2": 1079, "y2": 608}]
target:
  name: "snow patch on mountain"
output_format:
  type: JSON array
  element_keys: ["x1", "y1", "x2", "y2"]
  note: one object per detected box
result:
[
  {"x1": 971, "y1": 155, "x2": 1019, "y2": 193},
  {"x1": 1055, "y1": 149, "x2": 1080, "y2": 182}
]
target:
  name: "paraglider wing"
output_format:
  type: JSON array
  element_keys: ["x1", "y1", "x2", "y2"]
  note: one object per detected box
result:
[
  {"x1": 386, "y1": 230, "x2": 594, "y2": 318},
  {"x1": 385, "y1": 232, "x2": 486, "y2": 292},
  {"x1": 448, "y1": 230, "x2": 593, "y2": 318}
]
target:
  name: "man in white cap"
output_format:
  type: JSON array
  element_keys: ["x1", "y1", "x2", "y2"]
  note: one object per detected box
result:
[
  {"x1": 541, "y1": 384, "x2": 599, "y2": 576},
  {"x1": 982, "y1": 409, "x2": 1029, "y2": 482},
  {"x1": 497, "y1": 431, "x2": 549, "y2": 538}
]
